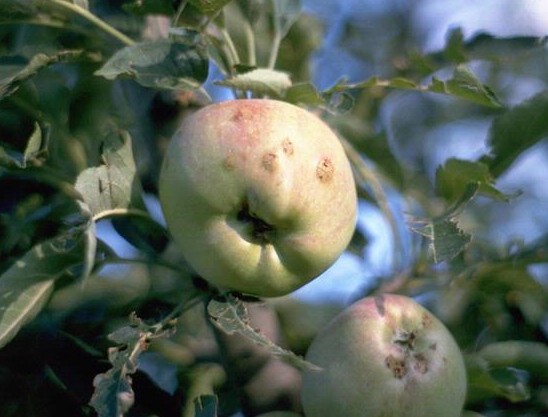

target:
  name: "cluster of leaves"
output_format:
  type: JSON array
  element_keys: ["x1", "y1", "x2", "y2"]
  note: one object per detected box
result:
[{"x1": 0, "y1": 1, "x2": 547, "y2": 417}]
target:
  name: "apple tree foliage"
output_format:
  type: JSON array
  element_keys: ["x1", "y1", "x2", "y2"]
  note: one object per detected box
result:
[{"x1": 0, "y1": 1, "x2": 547, "y2": 416}]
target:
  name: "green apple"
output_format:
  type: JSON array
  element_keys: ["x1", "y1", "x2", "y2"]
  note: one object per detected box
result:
[
  {"x1": 159, "y1": 99, "x2": 357, "y2": 297},
  {"x1": 301, "y1": 294, "x2": 467, "y2": 417}
]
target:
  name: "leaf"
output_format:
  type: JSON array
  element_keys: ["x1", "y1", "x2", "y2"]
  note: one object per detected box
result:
[
  {"x1": 466, "y1": 354, "x2": 531, "y2": 404},
  {"x1": 0, "y1": 50, "x2": 101, "y2": 99},
  {"x1": 95, "y1": 39, "x2": 209, "y2": 91},
  {"x1": 0, "y1": 279, "x2": 54, "y2": 349},
  {"x1": 74, "y1": 131, "x2": 141, "y2": 216},
  {"x1": 428, "y1": 65, "x2": 502, "y2": 108},
  {"x1": 435, "y1": 158, "x2": 514, "y2": 203},
  {"x1": 194, "y1": 395, "x2": 218, "y2": 417},
  {"x1": 0, "y1": 122, "x2": 46, "y2": 169},
  {"x1": 411, "y1": 183, "x2": 478, "y2": 263},
  {"x1": 207, "y1": 296, "x2": 319, "y2": 371},
  {"x1": 285, "y1": 82, "x2": 325, "y2": 106},
  {"x1": 215, "y1": 68, "x2": 292, "y2": 97},
  {"x1": 89, "y1": 327, "x2": 147, "y2": 417},
  {"x1": 477, "y1": 341, "x2": 548, "y2": 383},
  {"x1": 0, "y1": 226, "x2": 91, "y2": 348},
  {"x1": 482, "y1": 90, "x2": 548, "y2": 176},
  {"x1": 188, "y1": 0, "x2": 233, "y2": 14},
  {"x1": 325, "y1": 65, "x2": 502, "y2": 108}
]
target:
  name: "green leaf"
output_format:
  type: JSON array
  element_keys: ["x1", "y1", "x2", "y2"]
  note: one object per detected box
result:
[
  {"x1": 435, "y1": 158, "x2": 514, "y2": 203},
  {"x1": 215, "y1": 68, "x2": 292, "y2": 97},
  {"x1": 194, "y1": 395, "x2": 218, "y2": 417},
  {"x1": 412, "y1": 217, "x2": 471, "y2": 264},
  {"x1": 466, "y1": 354, "x2": 531, "y2": 404},
  {"x1": 285, "y1": 82, "x2": 325, "y2": 106},
  {"x1": 0, "y1": 122, "x2": 47, "y2": 169},
  {"x1": 325, "y1": 65, "x2": 502, "y2": 108},
  {"x1": 74, "y1": 131, "x2": 141, "y2": 217},
  {"x1": 0, "y1": 226, "x2": 91, "y2": 348},
  {"x1": 482, "y1": 90, "x2": 548, "y2": 176},
  {"x1": 0, "y1": 279, "x2": 54, "y2": 349},
  {"x1": 0, "y1": 50, "x2": 101, "y2": 100},
  {"x1": 477, "y1": 341, "x2": 548, "y2": 383},
  {"x1": 411, "y1": 183, "x2": 478, "y2": 263},
  {"x1": 95, "y1": 39, "x2": 209, "y2": 91},
  {"x1": 207, "y1": 295, "x2": 319, "y2": 371},
  {"x1": 188, "y1": 0, "x2": 233, "y2": 14},
  {"x1": 89, "y1": 322, "x2": 145, "y2": 417}
]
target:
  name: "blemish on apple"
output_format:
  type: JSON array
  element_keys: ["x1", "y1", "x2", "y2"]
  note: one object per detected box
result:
[{"x1": 316, "y1": 157, "x2": 334, "y2": 182}]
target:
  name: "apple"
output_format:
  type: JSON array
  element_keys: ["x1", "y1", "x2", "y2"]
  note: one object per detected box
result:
[
  {"x1": 159, "y1": 99, "x2": 357, "y2": 297},
  {"x1": 301, "y1": 294, "x2": 467, "y2": 417}
]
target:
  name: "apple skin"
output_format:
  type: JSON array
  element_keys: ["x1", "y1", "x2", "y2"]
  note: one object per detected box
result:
[
  {"x1": 159, "y1": 99, "x2": 357, "y2": 297},
  {"x1": 301, "y1": 294, "x2": 467, "y2": 417}
]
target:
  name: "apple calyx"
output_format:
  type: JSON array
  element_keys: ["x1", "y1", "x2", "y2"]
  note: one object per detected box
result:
[{"x1": 236, "y1": 201, "x2": 276, "y2": 244}]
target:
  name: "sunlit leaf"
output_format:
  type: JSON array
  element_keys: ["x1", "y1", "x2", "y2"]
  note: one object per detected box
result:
[
  {"x1": 207, "y1": 295, "x2": 319, "y2": 371},
  {"x1": 74, "y1": 131, "x2": 140, "y2": 216},
  {"x1": 0, "y1": 279, "x2": 54, "y2": 349},
  {"x1": 215, "y1": 68, "x2": 292, "y2": 97},
  {"x1": 0, "y1": 226, "x2": 91, "y2": 348}
]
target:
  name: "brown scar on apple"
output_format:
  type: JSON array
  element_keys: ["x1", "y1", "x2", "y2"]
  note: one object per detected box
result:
[
  {"x1": 385, "y1": 354, "x2": 407, "y2": 379},
  {"x1": 316, "y1": 157, "x2": 334, "y2": 182},
  {"x1": 282, "y1": 138, "x2": 294, "y2": 155},
  {"x1": 223, "y1": 155, "x2": 236, "y2": 171},
  {"x1": 262, "y1": 153, "x2": 278, "y2": 172},
  {"x1": 413, "y1": 354, "x2": 428, "y2": 374}
]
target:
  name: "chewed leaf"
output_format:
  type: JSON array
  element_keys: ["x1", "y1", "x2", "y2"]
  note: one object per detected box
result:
[
  {"x1": 207, "y1": 296, "x2": 319, "y2": 371},
  {"x1": 215, "y1": 68, "x2": 292, "y2": 98},
  {"x1": 412, "y1": 218, "x2": 471, "y2": 264},
  {"x1": 90, "y1": 366, "x2": 135, "y2": 417}
]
